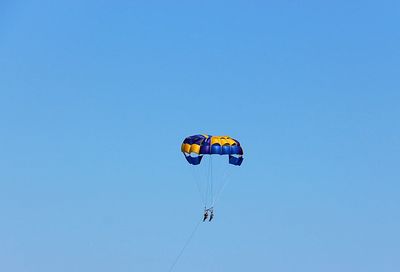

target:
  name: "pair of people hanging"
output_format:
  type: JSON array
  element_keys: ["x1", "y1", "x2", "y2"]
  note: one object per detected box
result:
[{"x1": 203, "y1": 207, "x2": 214, "y2": 222}]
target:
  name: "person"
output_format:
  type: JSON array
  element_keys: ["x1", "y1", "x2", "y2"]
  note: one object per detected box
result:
[
  {"x1": 203, "y1": 210, "x2": 209, "y2": 222},
  {"x1": 209, "y1": 210, "x2": 214, "y2": 222}
]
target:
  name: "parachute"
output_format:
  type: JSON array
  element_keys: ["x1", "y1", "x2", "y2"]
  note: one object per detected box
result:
[
  {"x1": 181, "y1": 134, "x2": 244, "y2": 166},
  {"x1": 181, "y1": 134, "x2": 244, "y2": 218}
]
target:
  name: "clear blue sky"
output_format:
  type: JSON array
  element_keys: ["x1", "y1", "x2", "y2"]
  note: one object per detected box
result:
[{"x1": 1, "y1": 1, "x2": 399, "y2": 271}]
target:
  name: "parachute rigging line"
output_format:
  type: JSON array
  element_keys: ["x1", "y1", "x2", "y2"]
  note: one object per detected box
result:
[
  {"x1": 211, "y1": 171, "x2": 232, "y2": 207},
  {"x1": 205, "y1": 156, "x2": 213, "y2": 208},
  {"x1": 191, "y1": 167, "x2": 206, "y2": 206},
  {"x1": 210, "y1": 156, "x2": 214, "y2": 207},
  {"x1": 167, "y1": 219, "x2": 202, "y2": 272}
]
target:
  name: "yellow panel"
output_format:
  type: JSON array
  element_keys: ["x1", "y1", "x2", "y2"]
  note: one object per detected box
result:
[
  {"x1": 211, "y1": 135, "x2": 237, "y2": 146},
  {"x1": 190, "y1": 144, "x2": 201, "y2": 154},
  {"x1": 183, "y1": 143, "x2": 191, "y2": 153},
  {"x1": 211, "y1": 136, "x2": 221, "y2": 145},
  {"x1": 220, "y1": 138, "x2": 228, "y2": 145}
]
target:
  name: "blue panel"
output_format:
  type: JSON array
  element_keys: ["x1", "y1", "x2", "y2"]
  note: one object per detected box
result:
[
  {"x1": 230, "y1": 145, "x2": 241, "y2": 154},
  {"x1": 230, "y1": 145, "x2": 243, "y2": 155},
  {"x1": 210, "y1": 144, "x2": 221, "y2": 154},
  {"x1": 185, "y1": 155, "x2": 203, "y2": 165},
  {"x1": 183, "y1": 135, "x2": 207, "y2": 145},
  {"x1": 229, "y1": 155, "x2": 243, "y2": 166},
  {"x1": 200, "y1": 145, "x2": 210, "y2": 154},
  {"x1": 221, "y1": 145, "x2": 230, "y2": 155}
]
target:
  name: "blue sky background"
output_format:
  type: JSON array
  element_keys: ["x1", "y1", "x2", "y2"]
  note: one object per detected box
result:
[{"x1": 1, "y1": 1, "x2": 399, "y2": 271}]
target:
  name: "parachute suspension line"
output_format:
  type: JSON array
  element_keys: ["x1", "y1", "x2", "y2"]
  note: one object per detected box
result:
[
  {"x1": 211, "y1": 170, "x2": 232, "y2": 207},
  {"x1": 167, "y1": 218, "x2": 202, "y2": 272},
  {"x1": 205, "y1": 156, "x2": 213, "y2": 209},
  {"x1": 191, "y1": 166, "x2": 206, "y2": 207},
  {"x1": 204, "y1": 159, "x2": 210, "y2": 209},
  {"x1": 210, "y1": 156, "x2": 213, "y2": 208}
]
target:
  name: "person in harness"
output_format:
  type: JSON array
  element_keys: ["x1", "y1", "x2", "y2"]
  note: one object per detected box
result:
[
  {"x1": 203, "y1": 209, "x2": 209, "y2": 222},
  {"x1": 209, "y1": 209, "x2": 214, "y2": 222}
]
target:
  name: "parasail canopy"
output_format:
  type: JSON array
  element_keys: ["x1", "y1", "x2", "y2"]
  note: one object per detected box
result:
[{"x1": 181, "y1": 134, "x2": 244, "y2": 166}]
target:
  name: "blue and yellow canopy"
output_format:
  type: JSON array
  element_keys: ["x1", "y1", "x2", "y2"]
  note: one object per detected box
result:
[{"x1": 181, "y1": 134, "x2": 244, "y2": 166}]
